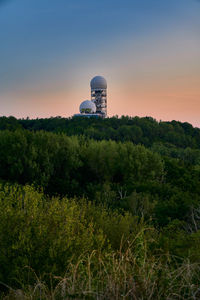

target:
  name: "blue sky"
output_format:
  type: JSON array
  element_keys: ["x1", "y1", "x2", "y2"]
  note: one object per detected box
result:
[{"x1": 0, "y1": 0, "x2": 200, "y2": 125}]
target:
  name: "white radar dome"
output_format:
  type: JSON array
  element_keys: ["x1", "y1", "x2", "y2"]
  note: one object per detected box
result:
[
  {"x1": 90, "y1": 76, "x2": 107, "y2": 90},
  {"x1": 79, "y1": 100, "x2": 96, "y2": 114}
]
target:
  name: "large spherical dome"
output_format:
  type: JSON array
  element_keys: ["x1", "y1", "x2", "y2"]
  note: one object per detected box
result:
[
  {"x1": 79, "y1": 100, "x2": 96, "y2": 114},
  {"x1": 90, "y1": 76, "x2": 107, "y2": 90}
]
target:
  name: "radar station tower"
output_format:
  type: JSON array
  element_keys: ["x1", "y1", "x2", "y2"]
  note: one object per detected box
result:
[{"x1": 90, "y1": 76, "x2": 107, "y2": 118}]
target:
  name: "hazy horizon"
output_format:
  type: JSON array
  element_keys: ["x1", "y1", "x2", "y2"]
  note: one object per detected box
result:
[{"x1": 0, "y1": 0, "x2": 200, "y2": 127}]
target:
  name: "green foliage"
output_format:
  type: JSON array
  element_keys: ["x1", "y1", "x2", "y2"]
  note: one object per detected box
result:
[
  {"x1": 0, "y1": 125, "x2": 199, "y2": 226},
  {"x1": 0, "y1": 116, "x2": 200, "y2": 298},
  {"x1": 0, "y1": 184, "x2": 147, "y2": 288},
  {"x1": 0, "y1": 130, "x2": 164, "y2": 198},
  {"x1": 0, "y1": 183, "x2": 200, "y2": 299}
]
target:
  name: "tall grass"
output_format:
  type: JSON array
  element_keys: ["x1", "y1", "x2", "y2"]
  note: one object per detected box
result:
[{"x1": 1, "y1": 244, "x2": 200, "y2": 300}]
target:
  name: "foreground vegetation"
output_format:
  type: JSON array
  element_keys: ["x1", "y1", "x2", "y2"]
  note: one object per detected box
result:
[
  {"x1": 1, "y1": 184, "x2": 200, "y2": 299},
  {"x1": 0, "y1": 116, "x2": 200, "y2": 299}
]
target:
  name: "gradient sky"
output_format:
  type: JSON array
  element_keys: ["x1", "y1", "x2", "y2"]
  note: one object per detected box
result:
[{"x1": 0, "y1": 0, "x2": 200, "y2": 126}]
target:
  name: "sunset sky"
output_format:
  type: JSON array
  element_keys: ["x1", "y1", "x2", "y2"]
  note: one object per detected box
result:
[{"x1": 0, "y1": 0, "x2": 200, "y2": 126}]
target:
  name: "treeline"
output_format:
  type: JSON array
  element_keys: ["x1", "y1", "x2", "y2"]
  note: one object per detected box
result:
[
  {"x1": 0, "y1": 129, "x2": 163, "y2": 196},
  {"x1": 1, "y1": 115, "x2": 200, "y2": 149},
  {"x1": 0, "y1": 129, "x2": 200, "y2": 228}
]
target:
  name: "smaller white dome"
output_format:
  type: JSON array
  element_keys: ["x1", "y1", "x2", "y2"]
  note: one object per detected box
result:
[
  {"x1": 90, "y1": 76, "x2": 107, "y2": 90},
  {"x1": 79, "y1": 100, "x2": 96, "y2": 114}
]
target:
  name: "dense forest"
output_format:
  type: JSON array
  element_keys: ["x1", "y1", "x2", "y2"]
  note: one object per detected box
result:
[{"x1": 0, "y1": 116, "x2": 200, "y2": 299}]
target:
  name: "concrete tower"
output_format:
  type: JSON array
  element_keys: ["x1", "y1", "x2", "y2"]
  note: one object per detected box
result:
[{"x1": 90, "y1": 76, "x2": 107, "y2": 118}]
